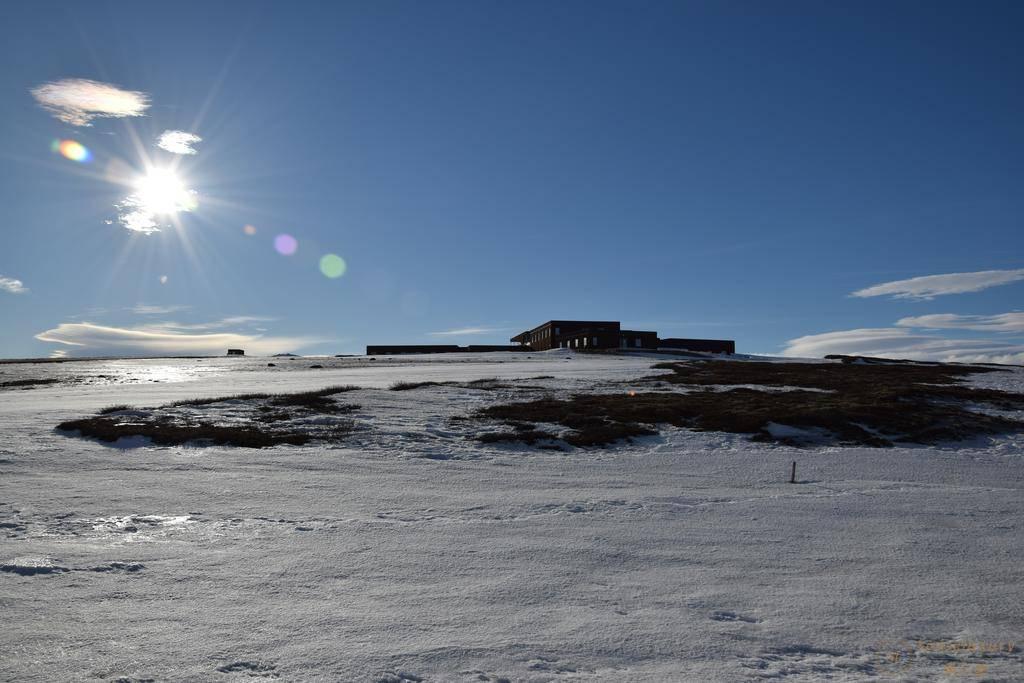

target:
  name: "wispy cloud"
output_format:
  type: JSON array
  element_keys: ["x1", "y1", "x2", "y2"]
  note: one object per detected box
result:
[
  {"x1": 896, "y1": 312, "x2": 1024, "y2": 333},
  {"x1": 157, "y1": 130, "x2": 202, "y2": 155},
  {"x1": 30, "y1": 78, "x2": 150, "y2": 126},
  {"x1": 132, "y1": 304, "x2": 191, "y2": 316},
  {"x1": 428, "y1": 327, "x2": 509, "y2": 337},
  {"x1": 0, "y1": 276, "x2": 27, "y2": 294},
  {"x1": 139, "y1": 316, "x2": 277, "y2": 332},
  {"x1": 851, "y1": 268, "x2": 1024, "y2": 301},
  {"x1": 35, "y1": 322, "x2": 322, "y2": 357},
  {"x1": 781, "y1": 327, "x2": 1024, "y2": 364},
  {"x1": 115, "y1": 206, "x2": 160, "y2": 234}
]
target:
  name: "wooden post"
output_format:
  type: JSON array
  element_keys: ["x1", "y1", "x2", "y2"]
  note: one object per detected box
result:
[{"x1": 789, "y1": 461, "x2": 796, "y2": 484}]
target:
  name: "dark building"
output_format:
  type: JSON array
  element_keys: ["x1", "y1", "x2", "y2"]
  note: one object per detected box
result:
[
  {"x1": 366, "y1": 344, "x2": 523, "y2": 355},
  {"x1": 366, "y1": 321, "x2": 736, "y2": 356},
  {"x1": 511, "y1": 320, "x2": 625, "y2": 351},
  {"x1": 226, "y1": 348, "x2": 245, "y2": 356},
  {"x1": 511, "y1": 320, "x2": 734, "y2": 354},
  {"x1": 365, "y1": 345, "x2": 460, "y2": 355}
]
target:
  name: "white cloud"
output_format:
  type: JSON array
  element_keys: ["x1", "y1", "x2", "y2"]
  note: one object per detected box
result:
[
  {"x1": 35, "y1": 322, "x2": 323, "y2": 357},
  {"x1": 215, "y1": 315, "x2": 277, "y2": 327},
  {"x1": 0, "y1": 276, "x2": 27, "y2": 294},
  {"x1": 157, "y1": 130, "x2": 202, "y2": 155},
  {"x1": 851, "y1": 268, "x2": 1024, "y2": 300},
  {"x1": 896, "y1": 312, "x2": 1024, "y2": 333},
  {"x1": 116, "y1": 204, "x2": 160, "y2": 234},
  {"x1": 131, "y1": 304, "x2": 191, "y2": 316},
  {"x1": 781, "y1": 327, "x2": 1024, "y2": 364},
  {"x1": 428, "y1": 327, "x2": 508, "y2": 337},
  {"x1": 30, "y1": 78, "x2": 150, "y2": 126}
]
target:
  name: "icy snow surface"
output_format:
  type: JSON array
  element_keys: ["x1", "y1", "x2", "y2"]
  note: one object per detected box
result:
[{"x1": 2, "y1": 352, "x2": 1023, "y2": 681}]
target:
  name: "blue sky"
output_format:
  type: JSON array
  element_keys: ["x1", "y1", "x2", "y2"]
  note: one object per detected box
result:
[{"x1": 2, "y1": 1, "x2": 1023, "y2": 361}]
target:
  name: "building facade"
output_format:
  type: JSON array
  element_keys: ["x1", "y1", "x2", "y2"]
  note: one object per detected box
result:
[
  {"x1": 510, "y1": 320, "x2": 625, "y2": 351},
  {"x1": 511, "y1": 320, "x2": 734, "y2": 354}
]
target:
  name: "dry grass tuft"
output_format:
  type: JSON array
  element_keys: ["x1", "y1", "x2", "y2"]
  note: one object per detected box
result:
[
  {"x1": 390, "y1": 380, "x2": 451, "y2": 391},
  {"x1": 170, "y1": 385, "x2": 360, "y2": 407},
  {"x1": 390, "y1": 378, "x2": 513, "y2": 391},
  {"x1": 98, "y1": 405, "x2": 132, "y2": 415}
]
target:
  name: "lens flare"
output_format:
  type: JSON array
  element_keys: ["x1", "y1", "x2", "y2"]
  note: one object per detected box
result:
[
  {"x1": 52, "y1": 139, "x2": 91, "y2": 162},
  {"x1": 160, "y1": 275, "x2": 168, "y2": 284},
  {"x1": 319, "y1": 254, "x2": 347, "y2": 279},
  {"x1": 243, "y1": 224, "x2": 257, "y2": 236},
  {"x1": 274, "y1": 234, "x2": 298, "y2": 255}
]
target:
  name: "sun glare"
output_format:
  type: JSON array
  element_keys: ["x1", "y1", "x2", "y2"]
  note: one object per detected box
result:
[{"x1": 133, "y1": 167, "x2": 197, "y2": 215}]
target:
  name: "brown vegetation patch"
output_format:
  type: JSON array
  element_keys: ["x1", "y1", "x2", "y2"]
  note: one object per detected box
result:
[
  {"x1": 479, "y1": 360, "x2": 1024, "y2": 447},
  {"x1": 56, "y1": 417, "x2": 324, "y2": 448},
  {"x1": 57, "y1": 386, "x2": 362, "y2": 448},
  {"x1": 646, "y1": 360, "x2": 1013, "y2": 400}
]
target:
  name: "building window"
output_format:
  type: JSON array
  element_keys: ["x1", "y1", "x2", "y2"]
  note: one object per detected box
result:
[
  {"x1": 592, "y1": 337, "x2": 598, "y2": 347},
  {"x1": 555, "y1": 327, "x2": 560, "y2": 335},
  {"x1": 635, "y1": 338, "x2": 641, "y2": 347}
]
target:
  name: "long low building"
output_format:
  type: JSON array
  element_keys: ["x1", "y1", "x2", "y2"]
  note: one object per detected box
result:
[
  {"x1": 366, "y1": 321, "x2": 736, "y2": 355},
  {"x1": 365, "y1": 344, "x2": 524, "y2": 355},
  {"x1": 510, "y1": 320, "x2": 735, "y2": 354}
]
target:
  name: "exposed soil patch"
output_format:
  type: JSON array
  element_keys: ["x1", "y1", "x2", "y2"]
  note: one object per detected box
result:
[
  {"x1": 0, "y1": 378, "x2": 59, "y2": 389},
  {"x1": 478, "y1": 360, "x2": 1024, "y2": 447},
  {"x1": 56, "y1": 418, "x2": 321, "y2": 448},
  {"x1": 57, "y1": 386, "x2": 361, "y2": 448}
]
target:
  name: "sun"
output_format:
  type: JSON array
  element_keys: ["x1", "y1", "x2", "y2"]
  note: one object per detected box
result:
[{"x1": 133, "y1": 167, "x2": 197, "y2": 215}]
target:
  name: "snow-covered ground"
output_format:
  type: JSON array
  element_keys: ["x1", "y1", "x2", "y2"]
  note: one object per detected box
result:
[{"x1": 2, "y1": 352, "x2": 1023, "y2": 681}]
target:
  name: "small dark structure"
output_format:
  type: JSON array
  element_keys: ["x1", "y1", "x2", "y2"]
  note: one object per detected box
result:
[
  {"x1": 511, "y1": 321, "x2": 735, "y2": 354},
  {"x1": 226, "y1": 349, "x2": 245, "y2": 356}
]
